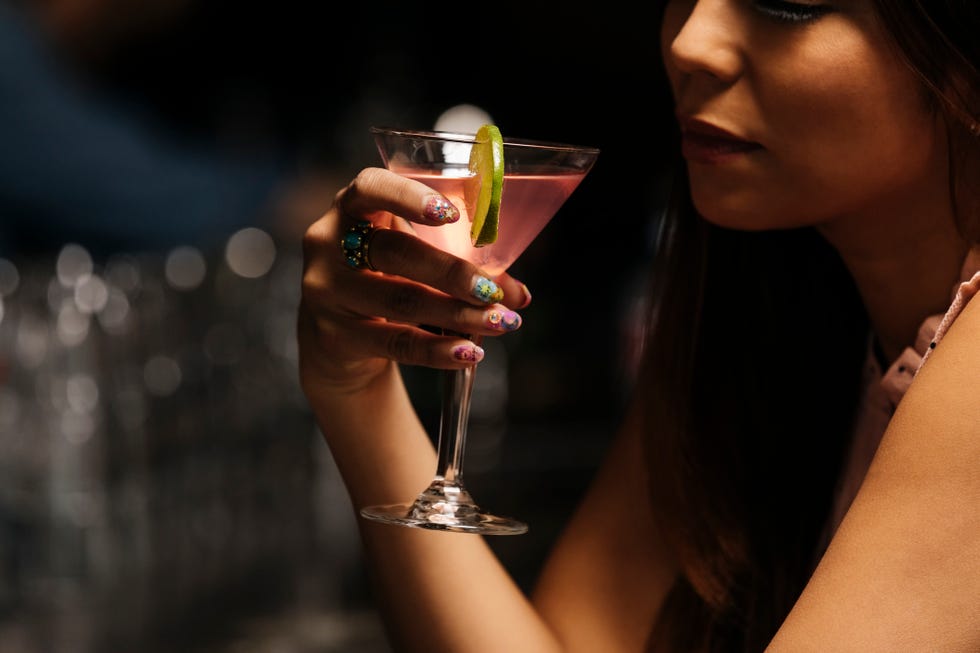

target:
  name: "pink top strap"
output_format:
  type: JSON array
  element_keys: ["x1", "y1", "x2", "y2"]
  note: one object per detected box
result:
[{"x1": 827, "y1": 248, "x2": 980, "y2": 537}]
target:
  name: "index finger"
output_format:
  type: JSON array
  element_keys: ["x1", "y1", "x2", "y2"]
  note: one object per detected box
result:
[{"x1": 339, "y1": 167, "x2": 461, "y2": 227}]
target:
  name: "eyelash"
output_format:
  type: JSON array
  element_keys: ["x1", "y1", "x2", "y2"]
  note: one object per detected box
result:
[{"x1": 752, "y1": 0, "x2": 832, "y2": 24}]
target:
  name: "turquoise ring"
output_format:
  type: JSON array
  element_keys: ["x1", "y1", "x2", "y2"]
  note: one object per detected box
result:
[{"x1": 340, "y1": 220, "x2": 378, "y2": 270}]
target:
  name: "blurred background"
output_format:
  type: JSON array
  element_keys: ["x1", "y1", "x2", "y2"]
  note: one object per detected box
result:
[{"x1": 0, "y1": 0, "x2": 673, "y2": 650}]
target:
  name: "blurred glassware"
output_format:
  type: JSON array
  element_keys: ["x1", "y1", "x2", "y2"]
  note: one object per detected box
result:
[{"x1": 0, "y1": 232, "x2": 356, "y2": 652}]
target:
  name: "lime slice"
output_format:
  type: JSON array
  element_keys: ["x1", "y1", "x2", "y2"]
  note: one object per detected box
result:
[{"x1": 467, "y1": 124, "x2": 504, "y2": 247}]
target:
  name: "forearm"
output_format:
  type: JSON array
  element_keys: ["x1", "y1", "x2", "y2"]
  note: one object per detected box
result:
[
  {"x1": 309, "y1": 362, "x2": 564, "y2": 653},
  {"x1": 309, "y1": 361, "x2": 435, "y2": 509}
]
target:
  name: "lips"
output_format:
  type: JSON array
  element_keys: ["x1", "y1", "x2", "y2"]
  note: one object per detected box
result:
[{"x1": 679, "y1": 118, "x2": 762, "y2": 164}]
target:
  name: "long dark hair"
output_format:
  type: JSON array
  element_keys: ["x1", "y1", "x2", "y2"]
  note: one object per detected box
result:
[
  {"x1": 873, "y1": 0, "x2": 980, "y2": 241},
  {"x1": 641, "y1": 2, "x2": 980, "y2": 651}
]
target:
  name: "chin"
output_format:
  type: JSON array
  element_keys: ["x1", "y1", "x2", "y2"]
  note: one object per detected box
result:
[{"x1": 689, "y1": 191, "x2": 779, "y2": 232}]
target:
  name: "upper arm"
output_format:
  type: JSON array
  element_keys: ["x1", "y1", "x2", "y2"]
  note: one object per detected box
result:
[
  {"x1": 531, "y1": 395, "x2": 679, "y2": 653},
  {"x1": 768, "y1": 294, "x2": 980, "y2": 651}
]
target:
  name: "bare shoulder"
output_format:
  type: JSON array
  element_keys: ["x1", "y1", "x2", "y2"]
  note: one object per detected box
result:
[
  {"x1": 768, "y1": 294, "x2": 980, "y2": 651},
  {"x1": 888, "y1": 281, "x2": 980, "y2": 464}
]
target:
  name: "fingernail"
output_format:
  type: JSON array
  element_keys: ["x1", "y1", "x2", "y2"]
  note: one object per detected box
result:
[
  {"x1": 485, "y1": 309, "x2": 522, "y2": 331},
  {"x1": 471, "y1": 276, "x2": 504, "y2": 303},
  {"x1": 423, "y1": 195, "x2": 460, "y2": 224},
  {"x1": 517, "y1": 282, "x2": 532, "y2": 309},
  {"x1": 452, "y1": 344, "x2": 484, "y2": 363}
]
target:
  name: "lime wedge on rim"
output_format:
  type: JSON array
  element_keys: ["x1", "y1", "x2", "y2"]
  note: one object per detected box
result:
[{"x1": 467, "y1": 124, "x2": 504, "y2": 247}]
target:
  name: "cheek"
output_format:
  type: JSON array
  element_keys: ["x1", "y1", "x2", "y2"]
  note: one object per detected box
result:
[{"x1": 760, "y1": 41, "x2": 939, "y2": 210}]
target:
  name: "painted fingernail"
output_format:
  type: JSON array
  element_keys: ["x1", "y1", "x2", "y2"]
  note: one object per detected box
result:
[
  {"x1": 486, "y1": 309, "x2": 522, "y2": 331},
  {"x1": 423, "y1": 195, "x2": 460, "y2": 223},
  {"x1": 471, "y1": 276, "x2": 504, "y2": 303},
  {"x1": 452, "y1": 344, "x2": 485, "y2": 363}
]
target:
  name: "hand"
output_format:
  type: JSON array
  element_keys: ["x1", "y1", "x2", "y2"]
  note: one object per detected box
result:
[{"x1": 298, "y1": 167, "x2": 530, "y2": 397}]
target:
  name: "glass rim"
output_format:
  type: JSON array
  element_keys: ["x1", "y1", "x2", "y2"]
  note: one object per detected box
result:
[{"x1": 369, "y1": 125, "x2": 600, "y2": 154}]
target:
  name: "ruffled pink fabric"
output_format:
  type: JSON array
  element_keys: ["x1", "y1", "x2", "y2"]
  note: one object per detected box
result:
[{"x1": 828, "y1": 248, "x2": 980, "y2": 534}]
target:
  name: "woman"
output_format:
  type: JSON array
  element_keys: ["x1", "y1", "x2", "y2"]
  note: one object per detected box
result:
[{"x1": 298, "y1": 1, "x2": 980, "y2": 650}]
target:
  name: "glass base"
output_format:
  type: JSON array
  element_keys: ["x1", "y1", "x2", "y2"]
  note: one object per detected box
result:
[{"x1": 360, "y1": 481, "x2": 527, "y2": 535}]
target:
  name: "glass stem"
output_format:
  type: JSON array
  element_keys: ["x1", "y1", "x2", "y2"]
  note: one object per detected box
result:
[{"x1": 434, "y1": 333, "x2": 482, "y2": 487}]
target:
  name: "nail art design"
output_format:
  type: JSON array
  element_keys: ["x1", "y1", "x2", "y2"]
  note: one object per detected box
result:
[
  {"x1": 423, "y1": 196, "x2": 460, "y2": 223},
  {"x1": 486, "y1": 309, "x2": 522, "y2": 331},
  {"x1": 452, "y1": 344, "x2": 485, "y2": 362},
  {"x1": 472, "y1": 276, "x2": 504, "y2": 303}
]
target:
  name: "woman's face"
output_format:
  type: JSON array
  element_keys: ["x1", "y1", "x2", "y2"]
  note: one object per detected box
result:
[{"x1": 661, "y1": 0, "x2": 947, "y2": 230}]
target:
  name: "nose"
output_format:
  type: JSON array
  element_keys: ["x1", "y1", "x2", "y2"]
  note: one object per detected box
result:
[{"x1": 663, "y1": 0, "x2": 743, "y2": 84}]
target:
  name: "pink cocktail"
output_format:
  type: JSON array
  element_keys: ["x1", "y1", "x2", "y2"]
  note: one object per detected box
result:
[
  {"x1": 361, "y1": 127, "x2": 598, "y2": 535},
  {"x1": 394, "y1": 171, "x2": 588, "y2": 276}
]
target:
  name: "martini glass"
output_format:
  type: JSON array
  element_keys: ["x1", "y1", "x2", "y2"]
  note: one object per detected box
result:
[{"x1": 360, "y1": 126, "x2": 598, "y2": 535}]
